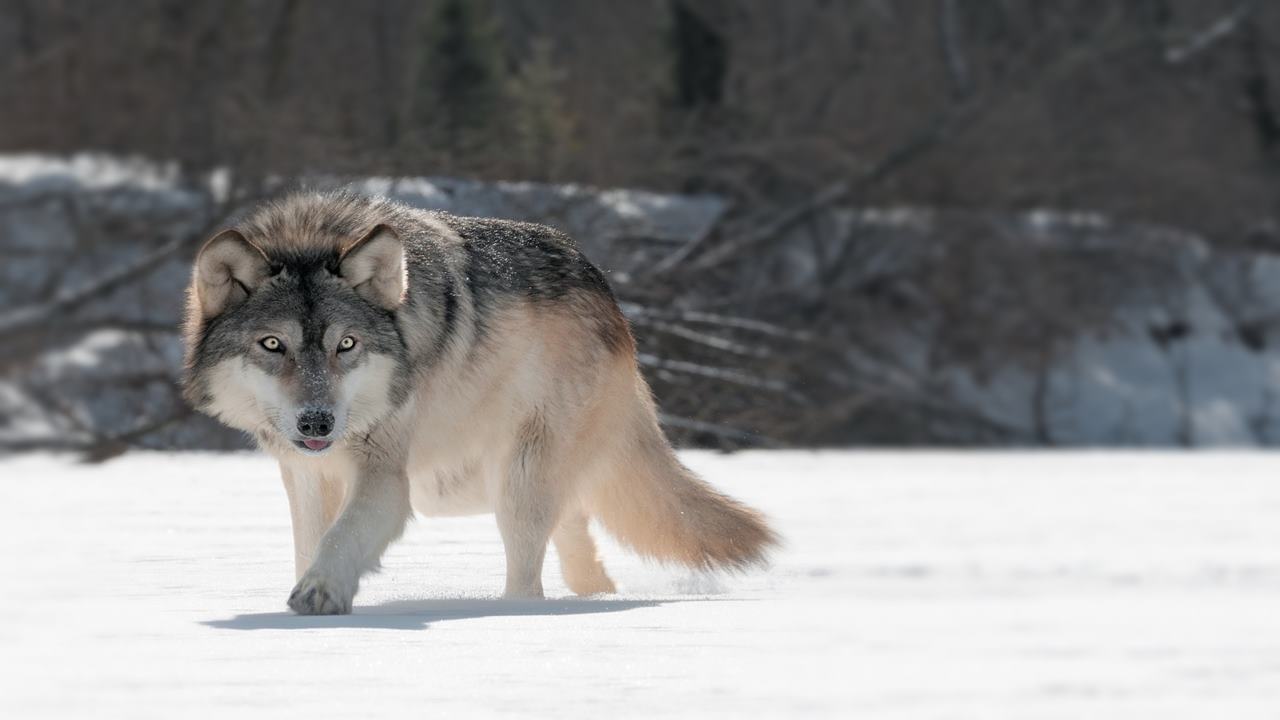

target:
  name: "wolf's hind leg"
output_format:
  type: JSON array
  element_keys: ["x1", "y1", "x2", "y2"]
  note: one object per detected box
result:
[
  {"x1": 495, "y1": 487, "x2": 557, "y2": 600},
  {"x1": 495, "y1": 415, "x2": 563, "y2": 599},
  {"x1": 553, "y1": 510, "x2": 616, "y2": 595}
]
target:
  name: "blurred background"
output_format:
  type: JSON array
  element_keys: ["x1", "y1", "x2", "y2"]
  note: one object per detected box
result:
[{"x1": 3, "y1": 0, "x2": 1280, "y2": 456}]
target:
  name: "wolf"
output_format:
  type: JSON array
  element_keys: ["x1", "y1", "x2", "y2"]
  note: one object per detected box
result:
[{"x1": 181, "y1": 191, "x2": 776, "y2": 615}]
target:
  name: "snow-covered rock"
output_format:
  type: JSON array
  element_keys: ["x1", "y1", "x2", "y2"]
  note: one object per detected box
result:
[
  {"x1": 6, "y1": 153, "x2": 1280, "y2": 447},
  {"x1": 0, "y1": 155, "x2": 727, "y2": 451}
]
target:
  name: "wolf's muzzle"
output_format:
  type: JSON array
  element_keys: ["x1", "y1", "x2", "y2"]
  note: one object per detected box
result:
[{"x1": 297, "y1": 409, "x2": 334, "y2": 438}]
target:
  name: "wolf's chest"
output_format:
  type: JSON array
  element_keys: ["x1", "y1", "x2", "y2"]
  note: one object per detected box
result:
[{"x1": 408, "y1": 462, "x2": 492, "y2": 517}]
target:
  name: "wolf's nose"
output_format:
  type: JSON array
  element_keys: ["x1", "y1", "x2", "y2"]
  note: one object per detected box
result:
[{"x1": 297, "y1": 409, "x2": 334, "y2": 438}]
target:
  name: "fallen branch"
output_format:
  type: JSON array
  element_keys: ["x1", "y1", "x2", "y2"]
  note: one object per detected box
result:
[
  {"x1": 637, "y1": 353, "x2": 804, "y2": 402},
  {"x1": 621, "y1": 303, "x2": 813, "y2": 342},
  {"x1": 1165, "y1": 1, "x2": 1257, "y2": 65},
  {"x1": 80, "y1": 405, "x2": 194, "y2": 463},
  {"x1": 658, "y1": 413, "x2": 781, "y2": 448},
  {"x1": 686, "y1": 106, "x2": 970, "y2": 272},
  {"x1": 0, "y1": 232, "x2": 194, "y2": 339},
  {"x1": 938, "y1": 0, "x2": 972, "y2": 98},
  {"x1": 631, "y1": 318, "x2": 773, "y2": 359}
]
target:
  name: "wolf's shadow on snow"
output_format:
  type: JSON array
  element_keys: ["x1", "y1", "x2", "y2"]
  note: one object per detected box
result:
[{"x1": 203, "y1": 597, "x2": 667, "y2": 631}]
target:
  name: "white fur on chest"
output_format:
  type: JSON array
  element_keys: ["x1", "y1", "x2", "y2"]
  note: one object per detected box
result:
[
  {"x1": 403, "y1": 405, "x2": 513, "y2": 517},
  {"x1": 407, "y1": 461, "x2": 492, "y2": 517},
  {"x1": 400, "y1": 306, "x2": 555, "y2": 518}
]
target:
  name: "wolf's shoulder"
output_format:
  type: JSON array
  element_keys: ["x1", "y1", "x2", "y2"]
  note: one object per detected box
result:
[
  {"x1": 428, "y1": 212, "x2": 578, "y2": 252},
  {"x1": 415, "y1": 212, "x2": 612, "y2": 301}
]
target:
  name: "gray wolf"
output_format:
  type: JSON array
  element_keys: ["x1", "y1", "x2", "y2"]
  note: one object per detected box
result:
[{"x1": 182, "y1": 191, "x2": 776, "y2": 615}]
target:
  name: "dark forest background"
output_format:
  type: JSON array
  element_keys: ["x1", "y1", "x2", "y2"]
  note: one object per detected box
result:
[
  {"x1": 4, "y1": 1, "x2": 1280, "y2": 453},
  {"x1": 2, "y1": 1, "x2": 1278, "y2": 235}
]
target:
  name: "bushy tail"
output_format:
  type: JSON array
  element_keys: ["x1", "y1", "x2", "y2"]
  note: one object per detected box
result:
[{"x1": 588, "y1": 419, "x2": 778, "y2": 571}]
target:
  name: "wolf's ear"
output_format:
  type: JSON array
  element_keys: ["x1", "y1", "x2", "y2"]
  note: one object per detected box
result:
[
  {"x1": 339, "y1": 224, "x2": 407, "y2": 309},
  {"x1": 194, "y1": 229, "x2": 271, "y2": 318}
]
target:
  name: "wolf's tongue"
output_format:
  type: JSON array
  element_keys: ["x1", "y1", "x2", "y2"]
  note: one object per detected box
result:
[{"x1": 303, "y1": 439, "x2": 331, "y2": 451}]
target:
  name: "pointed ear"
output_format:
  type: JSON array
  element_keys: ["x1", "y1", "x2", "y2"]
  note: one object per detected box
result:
[
  {"x1": 193, "y1": 229, "x2": 271, "y2": 319},
  {"x1": 339, "y1": 224, "x2": 407, "y2": 309}
]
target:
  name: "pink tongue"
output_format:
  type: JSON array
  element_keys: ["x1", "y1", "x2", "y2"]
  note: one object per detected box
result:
[{"x1": 303, "y1": 439, "x2": 331, "y2": 451}]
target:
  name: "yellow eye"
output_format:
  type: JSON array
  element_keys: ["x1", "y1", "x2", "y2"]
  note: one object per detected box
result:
[
  {"x1": 259, "y1": 336, "x2": 283, "y2": 352},
  {"x1": 338, "y1": 336, "x2": 357, "y2": 353}
]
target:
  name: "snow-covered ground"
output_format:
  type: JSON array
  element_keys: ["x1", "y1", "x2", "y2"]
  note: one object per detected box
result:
[{"x1": 2, "y1": 451, "x2": 1280, "y2": 718}]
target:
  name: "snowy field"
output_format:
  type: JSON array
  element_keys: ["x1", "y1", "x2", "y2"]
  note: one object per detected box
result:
[{"x1": 3, "y1": 451, "x2": 1280, "y2": 718}]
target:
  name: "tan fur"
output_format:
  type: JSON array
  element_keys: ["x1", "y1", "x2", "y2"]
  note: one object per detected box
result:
[
  {"x1": 339, "y1": 225, "x2": 407, "y2": 309},
  {"x1": 396, "y1": 300, "x2": 777, "y2": 583},
  {"x1": 185, "y1": 193, "x2": 776, "y2": 612},
  {"x1": 280, "y1": 456, "x2": 350, "y2": 579},
  {"x1": 192, "y1": 230, "x2": 269, "y2": 319}
]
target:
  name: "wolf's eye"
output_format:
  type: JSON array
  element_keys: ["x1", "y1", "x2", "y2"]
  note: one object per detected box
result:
[
  {"x1": 337, "y1": 336, "x2": 357, "y2": 353},
  {"x1": 259, "y1": 336, "x2": 284, "y2": 352}
]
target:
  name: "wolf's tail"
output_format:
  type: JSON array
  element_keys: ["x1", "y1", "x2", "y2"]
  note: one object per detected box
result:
[{"x1": 587, "y1": 390, "x2": 778, "y2": 571}]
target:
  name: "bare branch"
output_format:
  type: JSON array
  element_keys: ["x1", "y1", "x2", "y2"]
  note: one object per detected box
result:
[
  {"x1": 0, "y1": 233, "x2": 194, "y2": 339},
  {"x1": 1165, "y1": 1, "x2": 1257, "y2": 65},
  {"x1": 631, "y1": 318, "x2": 773, "y2": 359},
  {"x1": 79, "y1": 405, "x2": 194, "y2": 463},
  {"x1": 620, "y1": 303, "x2": 813, "y2": 342},
  {"x1": 637, "y1": 353, "x2": 804, "y2": 402},
  {"x1": 937, "y1": 0, "x2": 972, "y2": 98},
  {"x1": 681, "y1": 99, "x2": 982, "y2": 272},
  {"x1": 658, "y1": 413, "x2": 782, "y2": 448}
]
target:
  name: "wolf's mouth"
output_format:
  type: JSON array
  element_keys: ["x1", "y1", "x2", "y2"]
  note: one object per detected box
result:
[{"x1": 295, "y1": 439, "x2": 333, "y2": 452}]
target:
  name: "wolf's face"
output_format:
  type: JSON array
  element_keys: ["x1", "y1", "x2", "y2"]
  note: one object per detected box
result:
[{"x1": 183, "y1": 226, "x2": 409, "y2": 455}]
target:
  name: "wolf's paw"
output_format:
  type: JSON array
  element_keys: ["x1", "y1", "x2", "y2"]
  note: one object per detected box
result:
[
  {"x1": 287, "y1": 570, "x2": 355, "y2": 615},
  {"x1": 564, "y1": 571, "x2": 617, "y2": 596}
]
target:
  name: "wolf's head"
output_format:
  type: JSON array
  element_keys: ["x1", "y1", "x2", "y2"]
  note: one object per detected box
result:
[{"x1": 182, "y1": 222, "x2": 410, "y2": 455}]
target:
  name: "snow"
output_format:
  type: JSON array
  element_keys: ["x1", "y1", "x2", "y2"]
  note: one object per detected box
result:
[
  {"x1": 3, "y1": 451, "x2": 1280, "y2": 717},
  {"x1": 0, "y1": 153, "x2": 185, "y2": 193}
]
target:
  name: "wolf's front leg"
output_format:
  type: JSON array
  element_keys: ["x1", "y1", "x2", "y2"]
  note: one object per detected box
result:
[
  {"x1": 280, "y1": 464, "x2": 347, "y2": 580},
  {"x1": 287, "y1": 451, "x2": 411, "y2": 615}
]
